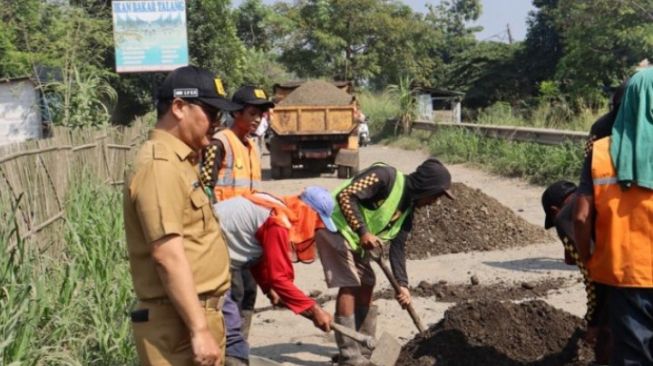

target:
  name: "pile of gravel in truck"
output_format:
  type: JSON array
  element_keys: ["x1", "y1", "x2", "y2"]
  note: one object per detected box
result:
[{"x1": 277, "y1": 80, "x2": 353, "y2": 106}]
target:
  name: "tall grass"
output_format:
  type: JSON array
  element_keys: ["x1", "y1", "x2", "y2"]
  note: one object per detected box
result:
[
  {"x1": 473, "y1": 101, "x2": 605, "y2": 131},
  {"x1": 0, "y1": 176, "x2": 135, "y2": 365},
  {"x1": 386, "y1": 128, "x2": 583, "y2": 186},
  {"x1": 357, "y1": 91, "x2": 400, "y2": 137}
]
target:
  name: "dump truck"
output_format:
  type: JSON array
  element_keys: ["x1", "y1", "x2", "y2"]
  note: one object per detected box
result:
[{"x1": 268, "y1": 80, "x2": 360, "y2": 180}]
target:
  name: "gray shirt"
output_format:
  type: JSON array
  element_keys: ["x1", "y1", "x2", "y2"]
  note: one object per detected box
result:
[{"x1": 213, "y1": 193, "x2": 282, "y2": 268}]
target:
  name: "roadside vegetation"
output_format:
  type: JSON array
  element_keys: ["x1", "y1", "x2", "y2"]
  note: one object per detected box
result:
[
  {"x1": 383, "y1": 129, "x2": 583, "y2": 186},
  {"x1": 1, "y1": 177, "x2": 134, "y2": 365},
  {"x1": 1, "y1": 0, "x2": 651, "y2": 363},
  {"x1": 361, "y1": 90, "x2": 584, "y2": 186}
]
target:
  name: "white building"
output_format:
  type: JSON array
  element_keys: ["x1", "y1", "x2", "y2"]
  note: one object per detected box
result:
[
  {"x1": 0, "y1": 77, "x2": 44, "y2": 146},
  {"x1": 416, "y1": 88, "x2": 464, "y2": 123}
]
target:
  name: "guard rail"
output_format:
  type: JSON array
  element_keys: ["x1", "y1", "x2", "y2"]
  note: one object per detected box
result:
[{"x1": 410, "y1": 120, "x2": 589, "y2": 146}]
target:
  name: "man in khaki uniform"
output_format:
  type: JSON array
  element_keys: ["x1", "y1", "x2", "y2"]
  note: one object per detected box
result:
[{"x1": 124, "y1": 65, "x2": 241, "y2": 366}]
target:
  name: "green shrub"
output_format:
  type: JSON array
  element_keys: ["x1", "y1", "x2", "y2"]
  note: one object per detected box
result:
[
  {"x1": 0, "y1": 177, "x2": 135, "y2": 365},
  {"x1": 387, "y1": 128, "x2": 584, "y2": 186},
  {"x1": 357, "y1": 91, "x2": 400, "y2": 137},
  {"x1": 474, "y1": 101, "x2": 604, "y2": 131}
]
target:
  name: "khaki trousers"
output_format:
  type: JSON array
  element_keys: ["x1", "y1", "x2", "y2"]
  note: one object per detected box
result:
[{"x1": 132, "y1": 301, "x2": 226, "y2": 366}]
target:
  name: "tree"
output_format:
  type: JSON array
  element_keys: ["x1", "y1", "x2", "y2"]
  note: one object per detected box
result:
[
  {"x1": 0, "y1": 0, "x2": 42, "y2": 78},
  {"x1": 271, "y1": 0, "x2": 481, "y2": 88},
  {"x1": 235, "y1": 0, "x2": 275, "y2": 51},
  {"x1": 554, "y1": 0, "x2": 653, "y2": 100},
  {"x1": 519, "y1": 0, "x2": 562, "y2": 95},
  {"x1": 275, "y1": 0, "x2": 386, "y2": 82},
  {"x1": 240, "y1": 48, "x2": 294, "y2": 90},
  {"x1": 386, "y1": 75, "x2": 417, "y2": 134},
  {"x1": 445, "y1": 41, "x2": 526, "y2": 109},
  {"x1": 186, "y1": 0, "x2": 246, "y2": 90}
]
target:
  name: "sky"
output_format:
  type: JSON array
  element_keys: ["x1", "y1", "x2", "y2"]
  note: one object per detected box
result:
[
  {"x1": 408, "y1": 0, "x2": 536, "y2": 42},
  {"x1": 231, "y1": 0, "x2": 537, "y2": 42}
]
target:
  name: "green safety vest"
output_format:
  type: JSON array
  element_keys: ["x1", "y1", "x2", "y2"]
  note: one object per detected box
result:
[{"x1": 331, "y1": 164, "x2": 411, "y2": 253}]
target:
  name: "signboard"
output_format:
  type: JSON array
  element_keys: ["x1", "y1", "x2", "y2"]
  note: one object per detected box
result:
[{"x1": 112, "y1": 1, "x2": 189, "y2": 73}]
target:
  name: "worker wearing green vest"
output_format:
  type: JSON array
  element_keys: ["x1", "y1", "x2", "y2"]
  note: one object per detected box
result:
[{"x1": 316, "y1": 158, "x2": 453, "y2": 366}]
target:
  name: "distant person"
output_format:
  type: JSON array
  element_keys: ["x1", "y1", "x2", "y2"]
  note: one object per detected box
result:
[
  {"x1": 199, "y1": 85, "x2": 274, "y2": 364},
  {"x1": 253, "y1": 110, "x2": 270, "y2": 153},
  {"x1": 201, "y1": 85, "x2": 274, "y2": 201},
  {"x1": 316, "y1": 158, "x2": 453, "y2": 365},
  {"x1": 574, "y1": 68, "x2": 653, "y2": 365},
  {"x1": 123, "y1": 65, "x2": 241, "y2": 365},
  {"x1": 213, "y1": 187, "x2": 336, "y2": 364},
  {"x1": 542, "y1": 181, "x2": 611, "y2": 364}
]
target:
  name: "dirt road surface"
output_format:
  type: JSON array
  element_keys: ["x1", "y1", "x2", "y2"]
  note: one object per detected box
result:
[{"x1": 250, "y1": 145, "x2": 584, "y2": 365}]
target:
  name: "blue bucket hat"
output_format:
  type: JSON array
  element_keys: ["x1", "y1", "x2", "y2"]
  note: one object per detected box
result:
[{"x1": 300, "y1": 186, "x2": 337, "y2": 232}]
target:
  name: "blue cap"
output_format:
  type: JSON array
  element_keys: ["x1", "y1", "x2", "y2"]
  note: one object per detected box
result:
[{"x1": 300, "y1": 186, "x2": 337, "y2": 232}]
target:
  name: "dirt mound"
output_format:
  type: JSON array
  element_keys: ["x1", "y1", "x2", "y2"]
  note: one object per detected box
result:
[
  {"x1": 398, "y1": 300, "x2": 590, "y2": 366},
  {"x1": 374, "y1": 278, "x2": 568, "y2": 303},
  {"x1": 406, "y1": 183, "x2": 551, "y2": 259},
  {"x1": 277, "y1": 80, "x2": 353, "y2": 106}
]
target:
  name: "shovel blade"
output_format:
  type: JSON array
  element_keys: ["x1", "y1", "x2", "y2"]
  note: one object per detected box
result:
[{"x1": 370, "y1": 332, "x2": 402, "y2": 366}]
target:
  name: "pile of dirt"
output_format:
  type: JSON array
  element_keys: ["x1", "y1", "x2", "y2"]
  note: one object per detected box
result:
[
  {"x1": 306, "y1": 278, "x2": 568, "y2": 307},
  {"x1": 405, "y1": 183, "x2": 551, "y2": 259},
  {"x1": 398, "y1": 300, "x2": 591, "y2": 366},
  {"x1": 374, "y1": 278, "x2": 568, "y2": 303},
  {"x1": 277, "y1": 80, "x2": 353, "y2": 106}
]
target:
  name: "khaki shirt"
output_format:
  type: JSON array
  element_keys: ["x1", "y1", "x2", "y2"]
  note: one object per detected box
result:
[{"x1": 124, "y1": 129, "x2": 230, "y2": 300}]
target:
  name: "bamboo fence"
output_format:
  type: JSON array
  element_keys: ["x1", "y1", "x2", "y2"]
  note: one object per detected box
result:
[{"x1": 0, "y1": 120, "x2": 151, "y2": 247}]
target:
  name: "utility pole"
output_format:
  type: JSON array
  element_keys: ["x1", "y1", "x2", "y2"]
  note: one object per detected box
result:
[{"x1": 506, "y1": 23, "x2": 513, "y2": 44}]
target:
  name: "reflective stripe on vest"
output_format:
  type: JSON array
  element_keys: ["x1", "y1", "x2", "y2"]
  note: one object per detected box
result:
[
  {"x1": 331, "y1": 163, "x2": 411, "y2": 253},
  {"x1": 589, "y1": 137, "x2": 653, "y2": 287},
  {"x1": 214, "y1": 129, "x2": 262, "y2": 201}
]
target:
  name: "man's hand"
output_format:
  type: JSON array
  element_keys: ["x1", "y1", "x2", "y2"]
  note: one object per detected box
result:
[
  {"x1": 309, "y1": 305, "x2": 333, "y2": 332},
  {"x1": 360, "y1": 232, "x2": 382, "y2": 250},
  {"x1": 396, "y1": 286, "x2": 411, "y2": 309},
  {"x1": 191, "y1": 328, "x2": 222, "y2": 366},
  {"x1": 151, "y1": 235, "x2": 221, "y2": 366},
  {"x1": 266, "y1": 289, "x2": 282, "y2": 306}
]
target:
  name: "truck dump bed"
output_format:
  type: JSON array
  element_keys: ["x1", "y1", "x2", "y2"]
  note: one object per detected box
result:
[{"x1": 270, "y1": 105, "x2": 355, "y2": 135}]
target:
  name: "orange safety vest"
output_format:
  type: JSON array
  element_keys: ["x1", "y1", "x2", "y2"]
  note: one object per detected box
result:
[
  {"x1": 588, "y1": 137, "x2": 653, "y2": 287},
  {"x1": 214, "y1": 129, "x2": 262, "y2": 201},
  {"x1": 244, "y1": 193, "x2": 323, "y2": 264}
]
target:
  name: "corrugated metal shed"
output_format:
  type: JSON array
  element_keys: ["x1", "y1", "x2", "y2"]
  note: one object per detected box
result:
[{"x1": 0, "y1": 76, "x2": 43, "y2": 146}]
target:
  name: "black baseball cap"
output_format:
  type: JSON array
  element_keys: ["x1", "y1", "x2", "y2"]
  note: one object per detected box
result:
[
  {"x1": 542, "y1": 180, "x2": 577, "y2": 229},
  {"x1": 232, "y1": 85, "x2": 275, "y2": 110},
  {"x1": 157, "y1": 65, "x2": 241, "y2": 111}
]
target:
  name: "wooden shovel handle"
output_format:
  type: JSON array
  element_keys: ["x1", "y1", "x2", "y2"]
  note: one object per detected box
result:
[
  {"x1": 370, "y1": 251, "x2": 427, "y2": 334},
  {"x1": 330, "y1": 322, "x2": 376, "y2": 349},
  {"x1": 299, "y1": 308, "x2": 375, "y2": 349}
]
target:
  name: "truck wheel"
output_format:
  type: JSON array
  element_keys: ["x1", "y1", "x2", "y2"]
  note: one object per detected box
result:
[
  {"x1": 271, "y1": 166, "x2": 282, "y2": 180},
  {"x1": 272, "y1": 166, "x2": 292, "y2": 180},
  {"x1": 281, "y1": 166, "x2": 292, "y2": 179},
  {"x1": 337, "y1": 165, "x2": 350, "y2": 179}
]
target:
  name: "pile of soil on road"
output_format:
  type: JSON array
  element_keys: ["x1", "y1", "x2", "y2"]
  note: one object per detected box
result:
[
  {"x1": 397, "y1": 300, "x2": 592, "y2": 366},
  {"x1": 277, "y1": 80, "x2": 353, "y2": 106},
  {"x1": 374, "y1": 278, "x2": 568, "y2": 303},
  {"x1": 307, "y1": 278, "x2": 569, "y2": 307},
  {"x1": 405, "y1": 183, "x2": 551, "y2": 259}
]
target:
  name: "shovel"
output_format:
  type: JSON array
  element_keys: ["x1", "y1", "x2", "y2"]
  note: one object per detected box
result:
[
  {"x1": 299, "y1": 311, "x2": 401, "y2": 366},
  {"x1": 330, "y1": 321, "x2": 402, "y2": 366},
  {"x1": 368, "y1": 246, "x2": 427, "y2": 334}
]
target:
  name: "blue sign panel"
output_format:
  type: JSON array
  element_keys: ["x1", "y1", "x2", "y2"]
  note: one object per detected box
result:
[{"x1": 112, "y1": 1, "x2": 189, "y2": 73}]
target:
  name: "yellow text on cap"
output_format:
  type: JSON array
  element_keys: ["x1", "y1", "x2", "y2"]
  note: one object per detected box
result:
[
  {"x1": 214, "y1": 79, "x2": 226, "y2": 96},
  {"x1": 254, "y1": 89, "x2": 267, "y2": 99}
]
